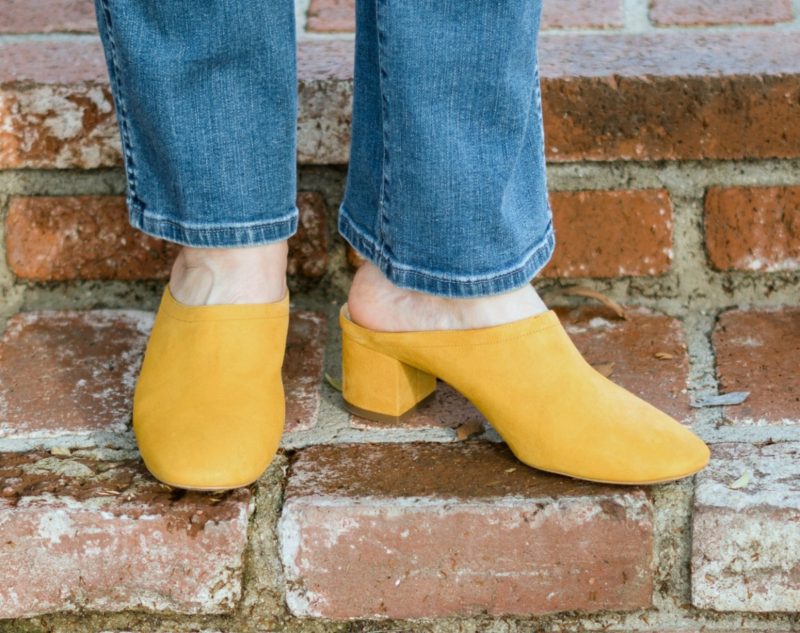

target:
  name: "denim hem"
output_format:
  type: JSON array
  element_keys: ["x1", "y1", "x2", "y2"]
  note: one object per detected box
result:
[
  {"x1": 338, "y1": 202, "x2": 556, "y2": 298},
  {"x1": 128, "y1": 198, "x2": 299, "y2": 247}
]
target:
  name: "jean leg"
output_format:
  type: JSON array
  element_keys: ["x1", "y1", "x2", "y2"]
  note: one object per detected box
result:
[
  {"x1": 339, "y1": 0, "x2": 555, "y2": 297},
  {"x1": 92, "y1": 0, "x2": 298, "y2": 247}
]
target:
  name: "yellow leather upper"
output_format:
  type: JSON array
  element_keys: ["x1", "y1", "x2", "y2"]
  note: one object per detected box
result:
[{"x1": 132, "y1": 283, "x2": 289, "y2": 489}]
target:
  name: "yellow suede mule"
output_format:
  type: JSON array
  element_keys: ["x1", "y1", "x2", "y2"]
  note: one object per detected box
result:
[
  {"x1": 339, "y1": 304, "x2": 710, "y2": 485},
  {"x1": 132, "y1": 282, "x2": 290, "y2": 491}
]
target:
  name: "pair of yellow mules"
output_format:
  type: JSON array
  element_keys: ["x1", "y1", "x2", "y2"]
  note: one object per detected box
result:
[{"x1": 133, "y1": 283, "x2": 710, "y2": 491}]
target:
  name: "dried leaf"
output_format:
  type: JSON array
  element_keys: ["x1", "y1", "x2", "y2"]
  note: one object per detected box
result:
[
  {"x1": 455, "y1": 419, "x2": 484, "y2": 440},
  {"x1": 729, "y1": 470, "x2": 752, "y2": 489},
  {"x1": 554, "y1": 286, "x2": 627, "y2": 319},
  {"x1": 96, "y1": 489, "x2": 121, "y2": 496},
  {"x1": 324, "y1": 372, "x2": 343, "y2": 392},
  {"x1": 654, "y1": 352, "x2": 673, "y2": 360},
  {"x1": 690, "y1": 391, "x2": 750, "y2": 408},
  {"x1": 592, "y1": 362, "x2": 615, "y2": 377},
  {"x1": 50, "y1": 447, "x2": 71, "y2": 456}
]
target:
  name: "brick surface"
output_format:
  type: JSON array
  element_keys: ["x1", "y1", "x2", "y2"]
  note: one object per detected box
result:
[
  {"x1": 542, "y1": 189, "x2": 673, "y2": 278},
  {"x1": 306, "y1": 0, "x2": 624, "y2": 32},
  {"x1": 0, "y1": 307, "x2": 326, "y2": 447},
  {"x1": 0, "y1": 310, "x2": 150, "y2": 444},
  {"x1": 284, "y1": 311, "x2": 326, "y2": 433},
  {"x1": 712, "y1": 308, "x2": 800, "y2": 425},
  {"x1": 691, "y1": 441, "x2": 800, "y2": 612},
  {"x1": 288, "y1": 192, "x2": 329, "y2": 279},
  {"x1": 650, "y1": 0, "x2": 793, "y2": 26},
  {"x1": 0, "y1": 0, "x2": 97, "y2": 34},
  {"x1": 8, "y1": 32, "x2": 800, "y2": 166},
  {"x1": 704, "y1": 186, "x2": 800, "y2": 272},
  {"x1": 279, "y1": 442, "x2": 654, "y2": 619},
  {"x1": 541, "y1": 0, "x2": 624, "y2": 29},
  {"x1": 347, "y1": 304, "x2": 690, "y2": 430},
  {"x1": 5, "y1": 196, "x2": 179, "y2": 281},
  {"x1": 0, "y1": 451, "x2": 252, "y2": 618}
]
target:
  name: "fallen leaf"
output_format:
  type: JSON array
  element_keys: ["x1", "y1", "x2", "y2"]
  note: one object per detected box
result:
[
  {"x1": 654, "y1": 352, "x2": 673, "y2": 360},
  {"x1": 592, "y1": 362, "x2": 615, "y2": 377},
  {"x1": 690, "y1": 391, "x2": 750, "y2": 408},
  {"x1": 324, "y1": 372, "x2": 343, "y2": 392},
  {"x1": 50, "y1": 447, "x2": 71, "y2": 456},
  {"x1": 455, "y1": 419, "x2": 483, "y2": 440},
  {"x1": 552, "y1": 286, "x2": 627, "y2": 319},
  {"x1": 729, "y1": 470, "x2": 752, "y2": 489}
]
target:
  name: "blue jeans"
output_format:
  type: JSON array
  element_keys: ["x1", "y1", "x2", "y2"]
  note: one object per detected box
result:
[{"x1": 93, "y1": 0, "x2": 555, "y2": 297}]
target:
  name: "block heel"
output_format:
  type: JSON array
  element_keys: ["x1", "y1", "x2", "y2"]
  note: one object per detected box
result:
[{"x1": 341, "y1": 330, "x2": 437, "y2": 423}]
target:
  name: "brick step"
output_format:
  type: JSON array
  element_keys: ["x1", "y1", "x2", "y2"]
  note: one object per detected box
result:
[
  {"x1": 3, "y1": 29, "x2": 800, "y2": 169},
  {"x1": 0, "y1": 301, "x2": 797, "y2": 621}
]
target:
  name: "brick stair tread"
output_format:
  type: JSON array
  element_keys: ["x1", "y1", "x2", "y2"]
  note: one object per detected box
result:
[{"x1": 4, "y1": 31, "x2": 800, "y2": 168}]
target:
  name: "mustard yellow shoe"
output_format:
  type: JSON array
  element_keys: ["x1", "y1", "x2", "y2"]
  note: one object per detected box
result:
[
  {"x1": 132, "y1": 282, "x2": 290, "y2": 491},
  {"x1": 339, "y1": 304, "x2": 710, "y2": 485}
]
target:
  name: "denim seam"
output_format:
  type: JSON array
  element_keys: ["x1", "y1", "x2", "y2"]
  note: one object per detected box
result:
[
  {"x1": 96, "y1": 0, "x2": 142, "y2": 208},
  {"x1": 339, "y1": 202, "x2": 557, "y2": 296},
  {"x1": 374, "y1": 0, "x2": 391, "y2": 257},
  {"x1": 129, "y1": 197, "x2": 298, "y2": 246}
]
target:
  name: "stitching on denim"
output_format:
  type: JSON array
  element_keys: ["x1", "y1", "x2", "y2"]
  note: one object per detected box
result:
[
  {"x1": 342, "y1": 203, "x2": 555, "y2": 283},
  {"x1": 374, "y1": 0, "x2": 391, "y2": 259},
  {"x1": 97, "y1": 0, "x2": 142, "y2": 208}
]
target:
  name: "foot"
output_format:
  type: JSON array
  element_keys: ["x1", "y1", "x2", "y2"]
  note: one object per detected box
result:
[
  {"x1": 168, "y1": 242, "x2": 288, "y2": 306},
  {"x1": 346, "y1": 261, "x2": 549, "y2": 332}
]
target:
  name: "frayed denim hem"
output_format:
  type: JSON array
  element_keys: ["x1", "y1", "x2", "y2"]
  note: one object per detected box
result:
[
  {"x1": 338, "y1": 202, "x2": 556, "y2": 298},
  {"x1": 128, "y1": 198, "x2": 299, "y2": 248}
]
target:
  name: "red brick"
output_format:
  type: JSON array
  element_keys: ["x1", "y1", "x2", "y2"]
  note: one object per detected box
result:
[
  {"x1": 712, "y1": 308, "x2": 800, "y2": 425},
  {"x1": 0, "y1": 451, "x2": 252, "y2": 618},
  {"x1": 542, "y1": 189, "x2": 673, "y2": 278},
  {"x1": 5, "y1": 196, "x2": 179, "y2": 281},
  {"x1": 278, "y1": 442, "x2": 654, "y2": 619},
  {"x1": 284, "y1": 311, "x2": 327, "y2": 433},
  {"x1": 306, "y1": 0, "x2": 624, "y2": 32},
  {"x1": 288, "y1": 192, "x2": 329, "y2": 279},
  {"x1": 650, "y1": 0, "x2": 793, "y2": 26},
  {"x1": 0, "y1": 307, "x2": 327, "y2": 446},
  {"x1": 541, "y1": 0, "x2": 623, "y2": 29},
  {"x1": 0, "y1": 0, "x2": 97, "y2": 34},
  {"x1": 704, "y1": 186, "x2": 800, "y2": 272},
  {"x1": 691, "y1": 441, "x2": 800, "y2": 611},
  {"x1": 306, "y1": 0, "x2": 354, "y2": 32},
  {"x1": 8, "y1": 32, "x2": 800, "y2": 166},
  {"x1": 0, "y1": 310, "x2": 150, "y2": 444},
  {"x1": 347, "y1": 304, "x2": 690, "y2": 430},
  {"x1": 539, "y1": 31, "x2": 800, "y2": 162}
]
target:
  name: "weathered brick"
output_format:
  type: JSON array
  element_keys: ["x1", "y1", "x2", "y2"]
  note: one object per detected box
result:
[
  {"x1": 0, "y1": 451, "x2": 252, "y2": 618},
  {"x1": 712, "y1": 308, "x2": 800, "y2": 425},
  {"x1": 288, "y1": 192, "x2": 329, "y2": 279},
  {"x1": 5, "y1": 196, "x2": 179, "y2": 281},
  {"x1": 691, "y1": 441, "x2": 800, "y2": 612},
  {"x1": 0, "y1": 0, "x2": 97, "y2": 34},
  {"x1": 7, "y1": 32, "x2": 800, "y2": 166},
  {"x1": 650, "y1": 0, "x2": 793, "y2": 26},
  {"x1": 542, "y1": 189, "x2": 673, "y2": 278},
  {"x1": 0, "y1": 307, "x2": 326, "y2": 447},
  {"x1": 306, "y1": 0, "x2": 624, "y2": 32},
  {"x1": 278, "y1": 442, "x2": 654, "y2": 619},
  {"x1": 347, "y1": 304, "x2": 690, "y2": 430},
  {"x1": 704, "y1": 186, "x2": 800, "y2": 272},
  {"x1": 0, "y1": 310, "x2": 150, "y2": 445},
  {"x1": 541, "y1": 0, "x2": 623, "y2": 29},
  {"x1": 284, "y1": 311, "x2": 326, "y2": 433}
]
